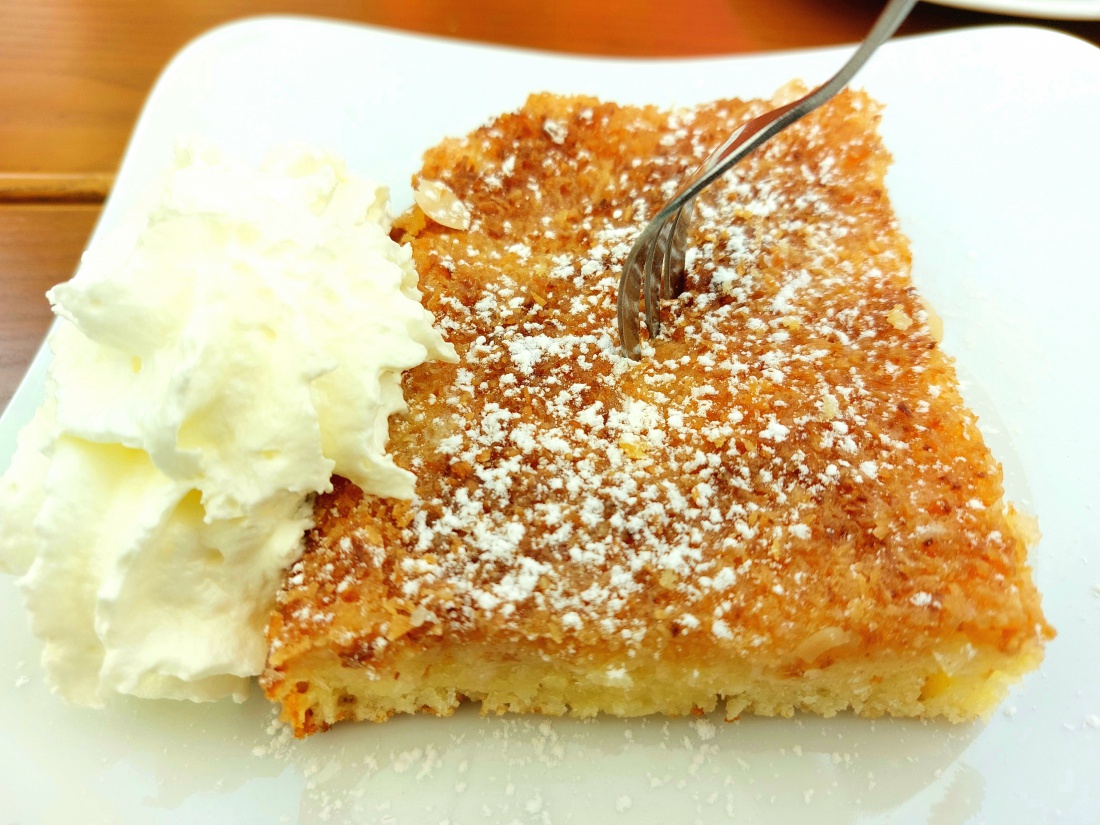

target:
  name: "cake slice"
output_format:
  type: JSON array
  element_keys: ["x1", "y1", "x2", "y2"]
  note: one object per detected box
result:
[{"x1": 261, "y1": 89, "x2": 1053, "y2": 736}]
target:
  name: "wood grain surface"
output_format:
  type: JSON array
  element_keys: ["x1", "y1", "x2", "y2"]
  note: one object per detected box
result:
[
  {"x1": 0, "y1": 206, "x2": 101, "y2": 405},
  {"x1": 0, "y1": 0, "x2": 1097, "y2": 408}
]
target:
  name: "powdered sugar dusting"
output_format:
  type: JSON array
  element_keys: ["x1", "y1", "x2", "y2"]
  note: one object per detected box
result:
[
  {"x1": 248, "y1": 708, "x2": 978, "y2": 822},
  {"x1": 271, "y1": 90, "x2": 1046, "y2": 720}
]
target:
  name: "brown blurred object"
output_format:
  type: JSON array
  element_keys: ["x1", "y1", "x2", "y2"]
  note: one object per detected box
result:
[
  {"x1": 0, "y1": 206, "x2": 100, "y2": 405},
  {"x1": 0, "y1": 0, "x2": 1097, "y2": 408}
]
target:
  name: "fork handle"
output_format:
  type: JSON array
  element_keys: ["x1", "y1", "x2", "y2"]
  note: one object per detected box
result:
[{"x1": 667, "y1": 0, "x2": 918, "y2": 216}]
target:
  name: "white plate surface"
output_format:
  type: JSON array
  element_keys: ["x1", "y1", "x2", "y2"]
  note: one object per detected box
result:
[
  {"x1": 926, "y1": 0, "x2": 1100, "y2": 19},
  {"x1": 2, "y1": 17, "x2": 1099, "y2": 825}
]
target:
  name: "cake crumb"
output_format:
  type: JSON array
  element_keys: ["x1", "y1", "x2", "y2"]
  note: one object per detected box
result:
[
  {"x1": 692, "y1": 719, "x2": 717, "y2": 741},
  {"x1": 887, "y1": 305, "x2": 913, "y2": 331}
]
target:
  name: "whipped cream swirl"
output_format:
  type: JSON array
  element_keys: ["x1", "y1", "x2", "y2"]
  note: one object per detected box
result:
[{"x1": 0, "y1": 143, "x2": 456, "y2": 704}]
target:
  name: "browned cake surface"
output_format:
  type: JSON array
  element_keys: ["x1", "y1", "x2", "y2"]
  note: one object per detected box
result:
[{"x1": 263, "y1": 89, "x2": 1052, "y2": 736}]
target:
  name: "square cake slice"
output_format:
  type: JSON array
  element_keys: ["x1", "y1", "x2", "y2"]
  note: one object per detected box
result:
[{"x1": 262, "y1": 89, "x2": 1052, "y2": 736}]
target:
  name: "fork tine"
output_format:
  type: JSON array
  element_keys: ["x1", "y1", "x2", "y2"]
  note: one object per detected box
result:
[
  {"x1": 617, "y1": 205, "x2": 689, "y2": 358},
  {"x1": 662, "y1": 201, "x2": 693, "y2": 299},
  {"x1": 643, "y1": 219, "x2": 665, "y2": 338},
  {"x1": 617, "y1": 224, "x2": 650, "y2": 359},
  {"x1": 658, "y1": 206, "x2": 681, "y2": 300}
]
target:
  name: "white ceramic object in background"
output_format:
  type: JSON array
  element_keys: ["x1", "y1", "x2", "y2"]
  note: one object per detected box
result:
[{"x1": 926, "y1": 0, "x2": 1100, "y2": 20}]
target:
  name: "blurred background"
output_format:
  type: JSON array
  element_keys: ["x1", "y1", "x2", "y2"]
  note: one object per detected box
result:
[{"x1": 1, "y1": 0, "x2": 1098, "y2": 405}]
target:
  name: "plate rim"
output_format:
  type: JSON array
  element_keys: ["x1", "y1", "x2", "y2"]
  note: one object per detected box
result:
[{"x1": 2, "y1": 18, "x2": 1099, "y2": 823}]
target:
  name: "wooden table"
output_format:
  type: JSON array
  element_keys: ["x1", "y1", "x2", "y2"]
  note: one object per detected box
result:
[{"x1": 1, "y1": 0, "x2": 1097, "y2": 409}]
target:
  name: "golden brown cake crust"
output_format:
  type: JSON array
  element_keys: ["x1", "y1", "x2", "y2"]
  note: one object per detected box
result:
[{"x1": 263, "y1": 90, "x2": 1052, "y2": 736}]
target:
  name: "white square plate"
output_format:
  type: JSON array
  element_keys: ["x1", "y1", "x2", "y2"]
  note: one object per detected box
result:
[{"x1": 2, "y1": 17, "x2": 1099, "y2": 824}]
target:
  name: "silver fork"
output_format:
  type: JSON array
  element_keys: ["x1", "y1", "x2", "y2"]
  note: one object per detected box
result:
[{"x1": 616, "y1": 0, "x2": 918, "y2": 359}]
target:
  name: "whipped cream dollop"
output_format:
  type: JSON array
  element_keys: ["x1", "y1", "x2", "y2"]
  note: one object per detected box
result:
[{"x1": 0, "y1": 143, "x2": 456, "y2": 705}]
